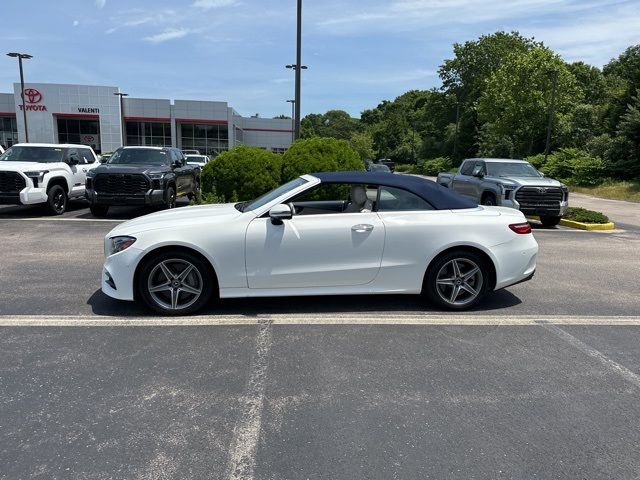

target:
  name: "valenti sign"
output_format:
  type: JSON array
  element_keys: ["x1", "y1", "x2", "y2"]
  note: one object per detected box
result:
[{"x1": 19, "y1": 88, "x2": 47, "y2": 111}]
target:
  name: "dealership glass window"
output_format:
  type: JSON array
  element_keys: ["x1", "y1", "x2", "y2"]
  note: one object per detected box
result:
[
  {"x1": 180, "y1": 123, "x2": 229, "y2": 156},
  {"x1": 125, "y1": 121, "x2": 171, "y2": 147},
  {"x1": 0, "y1": 116, "x2": 18, "y2": 149},
  {"x1": 57, "y1": 118, "x2": 100, "y2": 147}
]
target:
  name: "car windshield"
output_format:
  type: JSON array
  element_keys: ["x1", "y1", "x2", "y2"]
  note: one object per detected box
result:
[
  {"x1": 486, "y1": 162, "x2": 542, "y2": 177},
  {"x1": 0, "y1": 146, "x2": 65, "y2": 163},
  {"x1": 240, "y1": 177, "x2": 309, "y2": 212},
  {"x1": 108, "y1": 148, "x2": 169, "y2": 165}
]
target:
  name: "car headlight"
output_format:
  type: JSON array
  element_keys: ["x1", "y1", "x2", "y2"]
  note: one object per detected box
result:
[
  {"x1": 108, "y1": 236, "x2": 137, "y2": 256},
  {"x1": 148, "y1": 172, "x2": 165, "y2": 180},
  {"x1": 24, "y1": 170, "x2": 49, "y2": 187}
]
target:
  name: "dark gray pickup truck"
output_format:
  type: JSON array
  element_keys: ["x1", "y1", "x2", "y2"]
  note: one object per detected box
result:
[
  {"x1": 85, "y1": 146, "x2": 200, "y2": 217},
  {"x1": 437, "y1": 158, "x2": 569, "y2": 226}
]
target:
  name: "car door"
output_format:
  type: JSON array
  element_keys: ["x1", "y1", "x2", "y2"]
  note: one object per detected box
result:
[
  {"x1": 452, "y1": 160, "x2": 476, "y2": 198},
  {"x1": 65, "y1": 148, "x2": 86, "y2": 197},
  {"x1": 469, "y1": 160, "x2": 486, "y2": 199},
  {"x1": 245, "y1": 184, "x2": 385, "y2": 289},
  {"x1": 170, "y1": 150, "x2": 187, "y2": 195}
]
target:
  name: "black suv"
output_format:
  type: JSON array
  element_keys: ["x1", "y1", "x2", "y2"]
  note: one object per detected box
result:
[{"x1": 85, "y1": 146, "x2": 200, "y2": 216}]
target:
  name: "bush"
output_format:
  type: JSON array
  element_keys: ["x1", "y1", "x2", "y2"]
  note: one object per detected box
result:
[
  {"x1": 420, "y1": 157, "x2": 453, "y2": 176},
  {"x1": 394, "y1": 164, "x2": 418, "y2": 174},
  {"x1": 282, "y1": 137, "x2": 364, "y2": 181},
  {"x1": 525, "y1": 153, "x2": 546, "y2": 170},
  {"x1": 201, "y1": 145, "x2": 282, "y2": 201},
  {"x1": 563, "y1": 207, "x2": 609, "y2": 224},
  {"x1": 541, "y1": 148, "x2": 606, "y2": 186}
]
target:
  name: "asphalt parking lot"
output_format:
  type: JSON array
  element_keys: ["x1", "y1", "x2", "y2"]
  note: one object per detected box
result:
[{"x1": 1, "y1": 200, "x2": 639, "y2": 479}]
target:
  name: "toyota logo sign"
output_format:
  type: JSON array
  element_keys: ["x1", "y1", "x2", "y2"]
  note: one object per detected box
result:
[
  {"x1": 23, "y1": 88, "x2": 42, "y2": 104},
  {"x1": 536, "y1": 187, "x2": 548, "y2": 194},
  {"x1": 83, "y1": 135, "x2": 95, "y2": 142}
]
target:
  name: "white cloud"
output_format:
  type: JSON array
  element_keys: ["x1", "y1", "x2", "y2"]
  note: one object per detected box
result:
[
  {"x1": 95, "y1": 0, "x2": 106, "y2": 8},
  {"x1": 192, "y1": 0, "x2": 238, "y2": 9},
  {"x1": 144, "y1": 28, "x2": 190, "y2": 43}
]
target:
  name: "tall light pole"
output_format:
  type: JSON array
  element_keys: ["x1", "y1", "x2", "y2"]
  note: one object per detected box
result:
[
  {"x1": 285, "y1": 0, "x2": 306, "y2": 140},
  {"x1": 453, "y1": 101, "x2": 462, "y2": 159},
  {"x1": 7, "y1": 52, "x2": 33, "y2": 143},
  {"x1": 114, "y1": 92, "x2": 129, "y2": 146},
  {"x1": 544, "y1": 69, "x2": 559, "y2": 162},
  {"x1": 286, "y1": 99, "x2": 295, "y2": 143}
]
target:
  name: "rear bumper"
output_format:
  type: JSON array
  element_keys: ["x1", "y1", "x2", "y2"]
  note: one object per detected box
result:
[
  {"x1": 492, "y1": 234, "x2": 539, "y2": 290},
  {"x1": 86, "y1": 188, "x2": 166, "y2": 206}
]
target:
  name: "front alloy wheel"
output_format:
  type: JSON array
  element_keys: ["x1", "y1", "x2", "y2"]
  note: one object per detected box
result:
[
  {"x1": 139, "y1": 252, "x2": 214, "y2": 315},
  {"x1": 425, "y1": 251, "x2": 490, "y2": 310},
  {"x1": 45, "y1": 185, "x2": 67, "y2": 215}
]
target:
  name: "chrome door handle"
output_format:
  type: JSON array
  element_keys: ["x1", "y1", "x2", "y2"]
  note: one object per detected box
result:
[{"x1": 352, "y1": 224, "x2": 374, "y2": 233}]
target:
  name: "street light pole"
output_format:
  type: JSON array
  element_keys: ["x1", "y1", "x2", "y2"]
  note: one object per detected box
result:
[
  {"x1": 114, "y1": 92, "x2": 129, "y2": 147},
  {"x1": 284, "y1": 0, "x2": 306, "y2": 140},
  {"x1": 286, "y1": 99, "x2": 295, "y2": 143},
  {"x1": 7, "y1": 52, "x2": 33, "y2": 143},
  {"x1": 453, "y1": 101, "x2": 461, "y2": 159},
  {"x1": 544, "y1": 69, "x2": 559, "y2": 162}
]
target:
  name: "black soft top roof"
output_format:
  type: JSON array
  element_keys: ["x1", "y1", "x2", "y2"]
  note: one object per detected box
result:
[{"x1": 311, "y1": 171, "x2": 477, "y2": 210}]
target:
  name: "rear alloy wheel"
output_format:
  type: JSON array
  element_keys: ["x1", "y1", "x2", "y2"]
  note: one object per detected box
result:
[
  {"x1": 90, "y1": 205, "x2": 109, "y2": 217},
  {"x1": 166, "y1": 186, "x2": 176, "y2": 209},
  {"x1": 138, "y1": 252, "x2": 214, "y2": 315},
  {"x1": 425, "y1": 251, "x2": 490, "y2": 310},
  {"x1": 45, "y1": 185, "x2": 67, "y2": 215},
  {"x1": 540, "y1": 215, "x2": 561, "y2": 227}
]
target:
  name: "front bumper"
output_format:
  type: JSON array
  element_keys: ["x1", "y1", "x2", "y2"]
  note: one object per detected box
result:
[
  {"x1": 500, "y1": 197, "x2": 568, "y2": 217},
  {"x1": 0, "y1": 187, "x2": 48, "y2": 205},
  {"x1": 86, "y1": 188, "x2": 166, "y2": 206},
  {"x1": 101, "y1": 246, "x2": 144, "y2": 301}
]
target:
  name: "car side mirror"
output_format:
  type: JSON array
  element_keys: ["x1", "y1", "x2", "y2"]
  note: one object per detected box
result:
[
  {"x1": 172, "y1": 160, "x2": 182, "y2": 168},
  {"x1": 68, "y1": 155, "x2": 79, "y2": 165},
  {"x1": 269, "y1": 203, "x2": 293, "y2": 225},
  {"x1": 472, "y1": 169, "x2": 484, "y2": 178}
]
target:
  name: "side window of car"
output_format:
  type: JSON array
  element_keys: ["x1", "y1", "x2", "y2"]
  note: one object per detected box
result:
[
  {"x1": 66, "y1": 148, "x2": 78, "y2": 163},
  {"x1": 459, "y1": 161, "x2": 474, "y2": 176},
  {"x1": 79, "y1": 148, "x2": 93, "y2": 164},
  {"x1": 286, "y1": 183, "x2": 378, "y2": 215},
  {"x1": 471, "y1": 161, "x2": 486, "y2": 176},
  {"x1": 377, "y1": 186, "x2": 434, "y2": 211}
]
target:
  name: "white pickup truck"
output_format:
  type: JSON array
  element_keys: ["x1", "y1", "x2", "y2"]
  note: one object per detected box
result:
[
  {"x1": 0, "y1": 143, "x2": 99, "y2": 215},
  {"x1": 437, "y1": 158, "x2": 569, "y2": 226}
]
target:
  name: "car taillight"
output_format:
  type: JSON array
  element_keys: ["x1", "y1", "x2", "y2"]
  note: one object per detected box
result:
[{"x1": 509, "y1": 222, "x2": 532, "y2": 234}]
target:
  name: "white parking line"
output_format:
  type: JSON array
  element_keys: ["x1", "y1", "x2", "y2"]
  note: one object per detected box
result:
[
  {"x1": 540, "y1": 322, "x2": 640, "y2": 389},
  {"x1": 1, "y1": 314, "x2": 640, "y2": 326}
]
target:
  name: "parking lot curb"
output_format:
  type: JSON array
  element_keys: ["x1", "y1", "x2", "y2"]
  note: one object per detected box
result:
[{"x1": 527, "y1": 216, "x2": 615, "y2": 231}]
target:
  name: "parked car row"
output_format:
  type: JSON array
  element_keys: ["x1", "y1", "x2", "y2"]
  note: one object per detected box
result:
[{"x1": 0, "y1": 143, "x2": 203, "y2": 216}]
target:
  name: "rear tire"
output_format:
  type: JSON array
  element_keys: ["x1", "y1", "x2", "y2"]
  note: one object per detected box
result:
[
  {"x1": 424, "y1": 250, "x2": 490, "y2": 310},
  {"x1": 138, "y1": 251, "x2": 215, "y2": 315},
  {"x1": 45, "y1": 185, "x2": 67, "y2": 215},
  {"x1": 540, "y1": 215, "x2": 561, "y2": 227},
  {"x1": 90, "y1": 205, "x2": 109, "y2": 217}
]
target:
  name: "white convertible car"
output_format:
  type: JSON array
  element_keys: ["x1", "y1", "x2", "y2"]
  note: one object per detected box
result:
[{"x1": 101, "y1": 172, "x2": 538, "y2": 314}]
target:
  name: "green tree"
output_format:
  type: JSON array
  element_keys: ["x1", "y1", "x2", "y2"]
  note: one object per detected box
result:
[
  {"x1": 202, "y1": 145, "x2": 282, "y2": 201},
  {"x1": 300, "y1": 110, "x2": 361, "y2": 140},
  {"x1": 476, "y1": 47, "x2": 582, "y2": 157},
  {"x1": 348, "y1": 131, "x2": 375, "y2": 161},
  {"x1": 282, "y1": 137, "x2": 363, "y2": 181}
]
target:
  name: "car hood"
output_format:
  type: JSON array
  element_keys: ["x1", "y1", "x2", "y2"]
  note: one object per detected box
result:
[
  {"x1": 486, "y1": 175, "x2": 564, "y2": 187},
  {"x1": 0, "y1": 161, "x2": 67, "y2": 172},
  {"x1": 108, "y1": 203, "x2": 245, "y2": 236},
  {"x1": 92, "y1": 164, "x2": 170, "y2": 175}
]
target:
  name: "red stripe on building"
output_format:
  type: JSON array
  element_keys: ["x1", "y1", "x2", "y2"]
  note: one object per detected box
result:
[
  {"x1": 243, "y1": 128, "x2": 293, "y2": 133},
  {"x1": 175, "y1": 118, "x2": 228, "y2": 125},
  {"x1": 0, "y1": 112, "x2": 17, "y2": 117},
  {"x1": 54, "y1": 113, "x2": 100, "y2": 119},
  {"x1": 124, "y1": 116, "x2": 171, "y2": 122}
]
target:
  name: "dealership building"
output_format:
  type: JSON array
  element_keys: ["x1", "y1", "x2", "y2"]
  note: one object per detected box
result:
[{"x1": 0, "y1": 82, "x2": 293, "y2": 155}]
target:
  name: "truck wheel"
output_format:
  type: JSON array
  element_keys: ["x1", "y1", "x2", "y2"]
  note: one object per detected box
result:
[
  {"x1": 187, "y1": 180, "x2": 201, "y2": 201},
  {"x1": 45, "y1": 185, "x2": 67, "y2": 215},
  {"x1": 424, "y1": 250, "x2": 490, "y2": 310},
  {"x1": 90, "y1": 205, "x2": 109, "y2": 217},
  {"x1": 540, "y1": 215, "x2": 561, "y2": 227},
  {"x1": 166, "y1": 186, "x2": 176, "y2": 209},
  {"x1": 481, "y1": 193, "x2": 497, "y2": 206}
]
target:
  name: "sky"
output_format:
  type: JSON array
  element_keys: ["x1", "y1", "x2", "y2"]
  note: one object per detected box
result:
[{"x1": 1, "y1": 0, "x2": 639, "y2": 118}]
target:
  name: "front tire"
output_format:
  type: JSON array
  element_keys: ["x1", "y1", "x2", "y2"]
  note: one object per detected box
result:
[
  {"x1": 424, "y1": 250, "x2": 490, "y2": 310},
  {"x1": 90, "y1": 205, "x2": 109, "y2": 217},
  {"x1": 481, "y1": 193, "x2": 496, "y2": 206},
  {"x1": 138, "y1": 251, "x2": 215, "y2": 315},
  {"x1": 45, "y1": 185, "x2": 67, "y2": 215},
  {"x1": 540, "y1": 215, "x2": 561, "y2": 227},
  {"x1": 166, "y1": 186, "x2": 176, "y2": 209}
]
